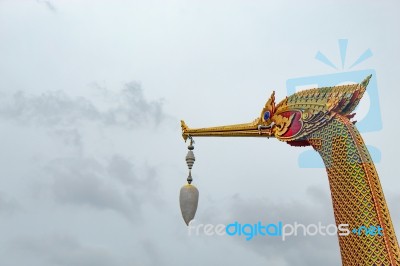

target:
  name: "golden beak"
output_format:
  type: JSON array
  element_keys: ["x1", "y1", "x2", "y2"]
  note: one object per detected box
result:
[{"x1": 181, "y1": 119, "x2": 274, "y2": 141}]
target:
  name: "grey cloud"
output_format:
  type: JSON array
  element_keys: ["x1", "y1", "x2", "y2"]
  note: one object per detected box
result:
[
  {"x1": 36, "y1": 0, "x2": 57, "y2": 13},
  {"x1": 0, "y1": 82, "x2": 167, "y2": 151},
  {"x1": 43, "y1": 155, "x2": 160, "y2": 220},
  {"x1": 8, "y1": 234, "x2": 117, "y2": 266},
  {"x1": 141, "y1": 240, "x2": 162, "y2": 266},
  {"x1": 306, "y1": 185, "x2": 331, "y2": 205},
  {"x1": 203, "y1": 187, "x2": 340, "y2": 266},
  {"x1": 110, "y1": 82, "x2": 165, "y2": 127},
  {"x1": 0, "y1": 82, "x2": 166, "y2": 129},
  {"x1": 389, "y1": 194, "x2": 400, "y2": 228},
  {"x1": 0, "y1": 191, "x2": 20, "y2": 214},
  {"x1": 49, "y1": 128, "x2": 82, "y2": 148}
]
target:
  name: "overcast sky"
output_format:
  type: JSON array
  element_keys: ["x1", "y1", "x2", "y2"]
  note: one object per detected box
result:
[{"x1": 0, "y1": 1, "x2": 399, "y2": 265}]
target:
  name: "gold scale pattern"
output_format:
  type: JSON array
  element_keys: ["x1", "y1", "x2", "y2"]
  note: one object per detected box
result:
[
  {"x1": 308, "y1": 115, "x2": 400, "y2": 265},
  {"x1": 180, "y1": 76, "x2": 399, "y2": 265}
]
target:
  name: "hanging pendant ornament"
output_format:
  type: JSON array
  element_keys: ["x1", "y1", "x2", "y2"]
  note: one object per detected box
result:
[{"x1": 179, "y1": 136, "x2": 199, "y2": 225}]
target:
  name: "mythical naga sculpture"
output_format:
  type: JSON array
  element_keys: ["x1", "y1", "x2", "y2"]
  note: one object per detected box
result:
[{"x1": 181, "y1": 75, "x2": 400, "y2": 265}]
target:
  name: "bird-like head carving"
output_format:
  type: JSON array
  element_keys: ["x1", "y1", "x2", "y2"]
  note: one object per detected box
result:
[{"x1": 181, "y1": 75, "x2": 371, "y2": 146}]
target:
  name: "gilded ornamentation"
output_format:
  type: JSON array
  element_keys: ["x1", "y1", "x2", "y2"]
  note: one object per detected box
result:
[{"x1": 180, "y1": 75, "x2": 400, "y2": 265}]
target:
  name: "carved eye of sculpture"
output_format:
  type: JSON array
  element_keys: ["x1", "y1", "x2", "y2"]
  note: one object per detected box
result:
[{"x1": 263, "y1": 111, "x2": 271, "y2": 121}]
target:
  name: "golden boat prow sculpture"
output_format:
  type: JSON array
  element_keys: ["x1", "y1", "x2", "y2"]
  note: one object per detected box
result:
[{"x1": 181, "y1": 75, "x2": 400, "y2": 265}]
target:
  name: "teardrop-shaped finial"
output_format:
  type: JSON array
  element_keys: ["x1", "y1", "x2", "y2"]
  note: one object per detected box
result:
[{"x1": 179, "y1": 184, "x2": 199, "y2": 225}]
